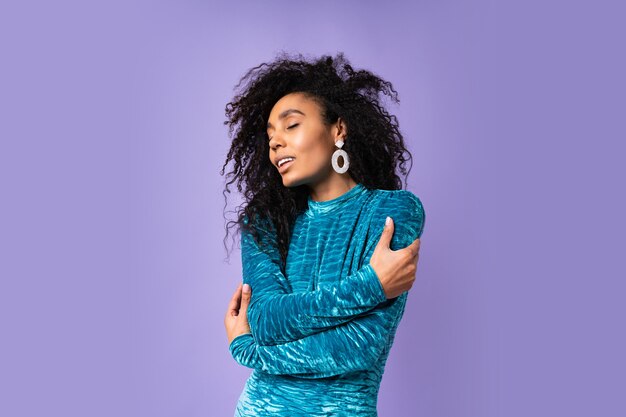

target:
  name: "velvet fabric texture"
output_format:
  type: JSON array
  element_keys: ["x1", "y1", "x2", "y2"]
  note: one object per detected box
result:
[{"x1": 230, "y1": 183, "x2": 426, "y2": 416}]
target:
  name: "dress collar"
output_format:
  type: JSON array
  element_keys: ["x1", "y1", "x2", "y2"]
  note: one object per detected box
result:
[{"x1": 305, "y1": 183, "x2": 368, "y2": 217}]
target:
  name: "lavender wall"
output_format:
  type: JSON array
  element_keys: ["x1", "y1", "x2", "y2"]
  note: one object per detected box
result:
[{"x1": 1, "y1": 1, "x2": 623, "y2": 416}]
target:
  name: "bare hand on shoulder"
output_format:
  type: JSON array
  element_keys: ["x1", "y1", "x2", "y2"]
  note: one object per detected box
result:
[{"x1": 368, "y1": 216, "x2": 421, "y2": 299}]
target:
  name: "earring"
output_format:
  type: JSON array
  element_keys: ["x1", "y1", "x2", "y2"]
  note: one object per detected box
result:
[{"x1": 331, "y1": 138, "x2": 350, "y2": 174}]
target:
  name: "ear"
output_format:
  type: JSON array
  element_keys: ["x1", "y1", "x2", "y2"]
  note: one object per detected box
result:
[{"x1": 334, "y1": 117, "x2": 348, "y2": 139}]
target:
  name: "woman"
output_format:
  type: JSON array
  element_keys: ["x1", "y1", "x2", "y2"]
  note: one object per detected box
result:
[{"x1": 222, "y1": 52, "x2": 426, "y2": 416}]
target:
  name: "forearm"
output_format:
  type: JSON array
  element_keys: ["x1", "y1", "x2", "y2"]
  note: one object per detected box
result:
[
  {"x1": 245, "y1": 262, "x2": 386, "y2": 346},
  {"x1": 230, "y1": 294, "x2": 407, "y2": 378},
  {"x1": 242, "y1": 193, "x2": 425, "y2": 346}
]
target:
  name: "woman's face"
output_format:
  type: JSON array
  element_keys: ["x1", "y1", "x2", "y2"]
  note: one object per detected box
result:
[{"x1": 266, "y1": 92, "x2": 342, "y2": 188}]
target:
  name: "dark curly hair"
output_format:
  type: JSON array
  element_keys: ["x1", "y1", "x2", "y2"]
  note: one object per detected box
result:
[{"x1": 220, "y1": 51, "x2": 415, "y2": 272}]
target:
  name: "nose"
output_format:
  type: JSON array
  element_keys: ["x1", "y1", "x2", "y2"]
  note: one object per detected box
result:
[{"x1": 269, "y1": 132, "x2": 284, "y2": 150}]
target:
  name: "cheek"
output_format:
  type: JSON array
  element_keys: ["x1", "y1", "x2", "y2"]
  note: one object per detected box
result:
[
  {"x1": 289, "y1": 129, "x2": 333, "y2": 168},
  {"x1": 294, "y1": 132, "x2": 330, "y2": 155},
  {"x1": 298, "y1": 142, "x2": 331, "y2": 168}
]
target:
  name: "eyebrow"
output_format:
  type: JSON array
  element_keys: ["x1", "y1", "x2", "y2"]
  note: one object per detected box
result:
[{"x1": 267, "y1": 109, "x2": 306, "y2": 130}]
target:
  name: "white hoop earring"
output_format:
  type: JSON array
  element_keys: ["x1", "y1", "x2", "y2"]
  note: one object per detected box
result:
[{"x1": 331, "y1": 138, "x2": 350, "y2": 174}]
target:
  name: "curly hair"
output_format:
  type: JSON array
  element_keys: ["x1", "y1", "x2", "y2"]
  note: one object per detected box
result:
[{"x1": 220, "y1": 51, "x2": 415, "y2": 271}]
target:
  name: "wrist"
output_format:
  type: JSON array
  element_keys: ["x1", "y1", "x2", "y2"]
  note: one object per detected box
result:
[
  {"x1": 363, "y1": 262, "x2": 388, "y2": 302},
  {"x1": 229, "y1": 332, "x2": 252, "y2": 349}
]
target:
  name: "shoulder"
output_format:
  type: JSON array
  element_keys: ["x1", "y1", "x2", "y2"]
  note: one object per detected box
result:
[
  {"x1": 365, "y1": 189, "x2": 426, "y2": 250},
  {"x1": 242, "y1": 213, "x2": 276, "y2": 237},
  {"x1": 240, "y1": 213, "x2": 279, "y2": 251},
  {"x1": 369, "y1": 189, "x2": 425, "y2": 223}
]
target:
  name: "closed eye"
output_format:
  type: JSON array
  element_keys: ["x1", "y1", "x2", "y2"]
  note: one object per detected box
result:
[{"x1": 268, "y1": 124, "x2": 299, "y2": 141}]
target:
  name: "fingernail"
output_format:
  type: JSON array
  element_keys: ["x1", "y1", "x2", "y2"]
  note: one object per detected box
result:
[
  {"x1": 243, "y1": 283, "x2": 250, "y2": 293},
  {"x1": 385, "y1": 216, "x2": 391, "y2": 227}
]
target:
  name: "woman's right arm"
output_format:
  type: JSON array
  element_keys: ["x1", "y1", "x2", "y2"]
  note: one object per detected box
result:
[
  {"x1": 229, "y1": 292, "x2": 408, "y2": 379},
  {"x1": 242, "y1": 192, "x2": 425, "y2": 347},
  {"x1": 241, "y1": 216, "x2": 386, "y2": 346}
]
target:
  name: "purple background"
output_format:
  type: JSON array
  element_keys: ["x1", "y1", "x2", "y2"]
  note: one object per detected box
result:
[{"x1": 1, "y1": 0, "x2": 624, "y2": 416}]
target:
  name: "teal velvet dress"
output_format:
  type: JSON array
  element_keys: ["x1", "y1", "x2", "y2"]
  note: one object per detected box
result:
[{"x1": 230, "y1": 183, "x2": 426, "y2": 416}]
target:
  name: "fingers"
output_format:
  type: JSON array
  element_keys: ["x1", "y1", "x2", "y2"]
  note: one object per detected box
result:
[
  {"x1": 227, "y1": 283, "x2": 242, "y2": 316},
  {"x1": 407, "y1": 238, "x2": 421, "y2": 258},
  {"x1": 239, "y1": 283, "x2": 252, "y2": 315},
  {"x1": 377, "y1": 216, "x2": 394, "y2": 249}
]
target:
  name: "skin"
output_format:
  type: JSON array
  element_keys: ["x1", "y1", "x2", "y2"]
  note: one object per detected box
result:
[{"x1": 225, "y1": 92, "x2": 421, "y2": 345}]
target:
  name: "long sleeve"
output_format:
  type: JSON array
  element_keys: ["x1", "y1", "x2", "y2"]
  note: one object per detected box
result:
[
  {"x1": 241, "y1": 218, "x2": 388, "y2": 347},
  {"x1": 231, "y1": 192, "x2": 426, "y2": 377},
  {"x1": 229, "y1": 293, "x2": 408, "y2": 378},
  {"x1": 241, "y1": 192, "x2": 425, "y2": 346}
]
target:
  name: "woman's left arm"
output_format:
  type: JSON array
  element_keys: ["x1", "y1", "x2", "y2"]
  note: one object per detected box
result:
[
  {"x1": 243, "y1": 192, "x2": 425, "y2": 346},
  {"x1": 230, "y1": 192, "x2": 426, "y2": 377},
  {"x1": 229, "y1": 292, "x2": 407, "y2": 378}
]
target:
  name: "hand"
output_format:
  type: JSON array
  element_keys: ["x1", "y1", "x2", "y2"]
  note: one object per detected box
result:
[
  {"x1": 224, "y1": 282, "x2": 252, "y2": 345},
  {"x1": 368, "y1": 216, "x2": 421, "y2": 299}
]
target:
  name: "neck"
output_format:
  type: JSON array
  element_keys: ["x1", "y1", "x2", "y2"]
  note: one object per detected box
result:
[{"x1": 308, "y1": 175, "x2": 358, "y2": 203}]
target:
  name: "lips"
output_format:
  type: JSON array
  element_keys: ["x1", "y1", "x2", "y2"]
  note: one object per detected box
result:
[
  {"x1": 275, "y1": 155, "x2": 295, "y2": 166},
  {"x1": 278, "y1": 158, "x2": 295, "y2": 173}
]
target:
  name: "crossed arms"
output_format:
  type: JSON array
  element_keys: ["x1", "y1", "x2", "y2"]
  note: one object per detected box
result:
[{"x1": 229, "y1": 192, "x2": 425, "y2": 378}]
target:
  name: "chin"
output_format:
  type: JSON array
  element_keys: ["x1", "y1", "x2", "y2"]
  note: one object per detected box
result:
[
  {"x1": 280, "y1": 173, "x2": 306, "y2": 188},
  {"x1": 281, "y1": 177, "x2": 296, "y2": 188}
]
